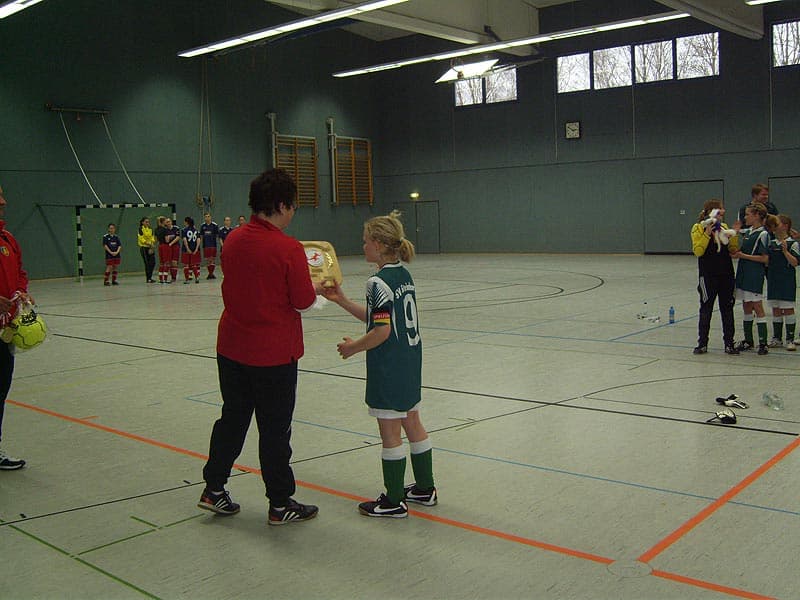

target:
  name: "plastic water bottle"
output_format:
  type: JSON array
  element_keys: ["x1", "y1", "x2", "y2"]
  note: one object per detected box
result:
[
  {"x1": 763, "y1": 392, "x2": 784, "y2": 411},
  {"x1": 669, "y1": 306, "x2": 675, "y2": 324}
]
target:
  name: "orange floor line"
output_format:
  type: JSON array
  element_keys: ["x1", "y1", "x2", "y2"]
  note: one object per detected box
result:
[
  {"x1": 651, "y1": 570, "x2": 777, "y2": 600},
  {"x1": 638, "y1": 435, "x2": 800, "y2": 564},
  {"x1": 9, "y1": 399, "x2": 781, "y2": 599}
]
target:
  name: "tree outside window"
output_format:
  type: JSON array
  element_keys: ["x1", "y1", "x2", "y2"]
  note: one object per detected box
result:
[
  {"x1": 455, "y1": 78, "x2": 484, "y2": 106},
  {"x1": 773, "y1": 20, "x2": 800, "y2": 67},
  {"x1": 593, "y1": 45, "x2": 632, "y2": 89},
  {"x1": 635, "y1": 40, "x2": 673, "y2": 83},
  {"x1": 676, "y1": 32, "x2": 719, "y2": 79},
  {"x1": 486, "y1": 68, "x2": 518, "y2": 103},
  {"x1": 557, "y1": 53, "x2": 590, "y2": 93}
]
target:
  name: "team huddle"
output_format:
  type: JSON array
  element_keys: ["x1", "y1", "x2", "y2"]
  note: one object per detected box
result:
[{"x1": 102, "y1": 213, "x2": 235, "y2": 285}]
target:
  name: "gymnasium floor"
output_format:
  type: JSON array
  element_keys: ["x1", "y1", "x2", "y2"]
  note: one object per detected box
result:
[{"x1": 1, "y1": 253, "x2": 797, "y2": 600}]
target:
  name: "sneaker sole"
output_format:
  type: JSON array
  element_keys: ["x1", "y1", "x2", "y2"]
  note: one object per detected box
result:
[
  {"x1": 0, "y1": 463, "x2": 25, "y2": 470},
  {"x1": 197, "y1": 501, "x2": 240, "y2": 516}
]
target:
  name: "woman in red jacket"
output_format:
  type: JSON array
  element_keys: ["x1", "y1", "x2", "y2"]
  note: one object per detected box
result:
[{"x1": 0, "y1": 184, "x2": 32, "y2": 470}]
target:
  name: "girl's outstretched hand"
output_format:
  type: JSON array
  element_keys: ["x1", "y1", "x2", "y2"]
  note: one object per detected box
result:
[
  {"x1": 322, "y1": 282, "x2": 346, "y2": 304},
  {"x1": 337, "y1": 336, "x2": 357, "y2": 359}
]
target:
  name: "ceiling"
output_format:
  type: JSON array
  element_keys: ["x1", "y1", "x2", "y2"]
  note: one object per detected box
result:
[{"x1": 265, "y1": 0, "x2": 765, "y2": 58}]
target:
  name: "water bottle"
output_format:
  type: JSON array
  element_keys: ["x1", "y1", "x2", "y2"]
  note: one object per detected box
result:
[
  {"x1": 762, "y1": 392, "x2": 784, "y2": 411},
  {"x1": 669, "y1": 306, "x2": 675, "y2": 324}
]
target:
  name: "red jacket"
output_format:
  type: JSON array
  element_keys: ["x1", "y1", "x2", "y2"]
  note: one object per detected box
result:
[
  {"x1": 0, "y1": 221, "x2": 28, "y2": 318},
  {"x1": 216, "y1": 216, "x2": 316, "y2": 366}
]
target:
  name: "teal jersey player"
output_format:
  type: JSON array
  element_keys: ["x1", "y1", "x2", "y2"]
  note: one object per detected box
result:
[
  {"x1": 365, "y1": 263, "x2": 422, "y2": 412},
  {"x1": 767, "y1": 236, "x2": 800, "y2": 301},
  {"x1": 735, "y1": 227, "x2": 769, "y2": 293}
]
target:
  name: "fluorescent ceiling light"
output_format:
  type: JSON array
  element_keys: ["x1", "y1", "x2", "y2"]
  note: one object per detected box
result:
[
  {"x1": 435, "y1": 59, "x2": 499, "y2": 83},
  {"x1": 178, "y1": 0, "x2": 409, "y2": 58},
  {"x1": 745, "y1": 0, "x2": 781, "y2": 4},
  {"x1": 333, "y1": 11, "x2": 691, "y2": 78},
  {"x1": 0, "y1": 0, "x2": 45, "y2": 19}
]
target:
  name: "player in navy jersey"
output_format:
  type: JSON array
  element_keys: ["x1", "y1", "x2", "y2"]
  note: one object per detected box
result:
[
  {"x1": 181, "y1": 216, "x2": 201, "y2": 284},
  {"x1": 165, "y1": 217, "x2": 181, "y2": 283},
  {"x1": 102, "y1": 223, "x2": 122, "y2": 286},
  {"x1": 324, "y1": 211, "x2": 436, "y2": 518},
  {"x1": 200, "y1": 213, "x2": 220, "y2": 279},
  {"x1": 218, "y1": 216, "x2": 233, "y2": 246}
]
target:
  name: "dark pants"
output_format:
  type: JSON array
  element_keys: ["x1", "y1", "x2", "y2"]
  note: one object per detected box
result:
[
  {"x1": 140, "y1": 247, "x2": 156, "y2": 281},
  {"x1": 0, "y1": 343, "x2": 15, "y2": 443},
  {"x1": 697, "y1": 273, "x2": 735, "y2": 347},
  {"x1": 203, "y1": 354, "x2": 298, "y2": 506}
]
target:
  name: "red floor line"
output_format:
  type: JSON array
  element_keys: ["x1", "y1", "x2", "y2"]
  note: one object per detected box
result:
[
  {"x1": 638, "y1": 434, "x2": 800, "y2": 564},
  {"x1": 9, "y1": 399, "x2": 780, "y2": 599},
  {"x1": 651, "y1": 570, "x2": 777, "y2": 600}
]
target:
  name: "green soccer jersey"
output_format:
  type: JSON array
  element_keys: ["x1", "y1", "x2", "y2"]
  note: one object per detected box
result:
[
  {"x1": 735, "y1": 227, "x2": 769, "y2": 293},
  {"x1": 766, "y1": 237, "x2": 800, "y2": 301},
  {"x1": 364, "y1": 262, "x2": 422, "y2": 412}
]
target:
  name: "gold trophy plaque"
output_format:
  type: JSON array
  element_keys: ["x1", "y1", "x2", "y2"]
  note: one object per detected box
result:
[{"x1": 302, "y1": 241, "x2": 343, "y2": 288}]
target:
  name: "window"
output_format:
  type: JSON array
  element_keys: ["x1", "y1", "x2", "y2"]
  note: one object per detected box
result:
[
  {"x1": 455, "y1": 78, "x2": 483, "y2": 106},
  {"x1": 486, "y1": 68, "x2": 518, "y2": 103},
  {"x1": 773, "y1": 20, "x2": 800, "y2": 67},
  {"x1": 557, "y1": 53, "x2": 590, "y2": 93},
  {"x1": 676, "y1": 32, "x2": 719, "y2": 79},
  {"x1": 454, "y1": 68, "x2": 517, "y2": 106},
  {"x1": 635, "y1": 40, "x2": 673, "y2": 83},
  {"x1": 593, "y1": 45, "x2": 632, "y2": 89}
]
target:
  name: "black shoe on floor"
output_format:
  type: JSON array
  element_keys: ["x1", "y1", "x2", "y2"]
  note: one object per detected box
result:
[
  {"x1": 358, "y1": 494, "x2": 408, "y2": 518},
  {"x1": 403, "y1": 484, "x2": 437, "y2": 506},
  {"x1": 692, "y1": 345, "x2": 707, "y2": 355},
  {"x1": 757, "y1": 344, "x2": 769, "y2": 355},
  {"x1": 735, "y1": 340, "x2": 754, "y2": 352},
  {"x1": 724, "y1": 345, "x2": 740, "y2": 355},
  {"x1": 268, "y1": 498, "x2": 318, "y2": 525},
  {"x1": 197, "y1": 488, "x2": 240, "y2": 515},
  {"x1": 0, "y1": 449, "x2": 26, "y2": 470}
]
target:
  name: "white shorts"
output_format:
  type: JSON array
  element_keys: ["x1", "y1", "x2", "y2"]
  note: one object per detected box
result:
[
  {"x1": 768, "y1": 300, "x2": 796, "y2": 310},
  {"x1": 735, "y1": 289, "x2": 763, "y2": 302},
  {"x1": 368, "y1": 401, "x2": 421, "y2": 419}
]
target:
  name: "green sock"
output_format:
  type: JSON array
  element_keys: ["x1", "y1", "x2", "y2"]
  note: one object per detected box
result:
[
  {"x1": 410, "y1": 449, "x2": 434, "y2": 490},
  {"x1": 757, "y1": 321, "x2": 768, "y2": 345},
  {"x1": 773, "y1": 320, "x2": 783, "y2": 341},
  {"x1": 744, "y1": 319, "x2": 754, "y2": 344},
  {"x1": 381, "y1": 457, "x2": 406, "y2": 505}
]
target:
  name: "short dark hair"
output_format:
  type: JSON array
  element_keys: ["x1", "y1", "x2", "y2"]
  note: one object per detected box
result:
[
  {"x1": 249, "y1": 169, "x2": 296, "y2": 216},
  {"x1": 184, "y1": 216, "x2": 194, "y2": 227}
]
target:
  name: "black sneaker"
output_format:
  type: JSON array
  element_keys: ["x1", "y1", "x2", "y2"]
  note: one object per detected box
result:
[
  {"x1": 358, "y1": 494, "x2": 408, "y2": 518},
  {"x1": 111, "y1": 281, "x2": 119, "y2": 286},
  {"x1": 0, "y1": 449, "x2": 26, "y2": 470},
  {"x1": 268, "y1": 498, "x2": 318, "y2": 525},
  {"x1": 207, "y1": 274, "x2": 216, "y2": 280},
  {"x1": 724, "y1": 345, "x2": 740, "y2": 355},
  {"x1": 757, "y1": 344, "x2": 769, "y2": 355},
  {"x1": 197, "y1": 488, "x2": 240, "y2": 515},
  {"x1": 692, "y1": 345, "x2": 708, "y2": 355},
  {"x1": 735, "y1": 340, "x2": 754, "y2": 352},
  {"x1": 403, "y1": 484, "x2": 437, "y2": 506}
]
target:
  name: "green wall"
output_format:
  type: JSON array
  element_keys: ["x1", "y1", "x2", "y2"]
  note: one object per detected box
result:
[
  {"x1": 372, "y1": 2, "x2": 800, "y2": 253},
  {"x1": 0, "y1": 0, "x2": 379, "y2": 279},
  {"x1": 2, "y1": 0, "x2": 800, "y2": 277}
]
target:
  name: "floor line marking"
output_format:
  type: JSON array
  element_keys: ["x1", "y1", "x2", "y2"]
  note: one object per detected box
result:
[
  {"x1": 638, "y1": 434, "x2": 800, "y2": 564},
  {"x1": 651, "y1": 569, "x2": 776, "y2": 600},
  {"x1": 11, "y1": 398, "x2": 779, "y2": 599}
]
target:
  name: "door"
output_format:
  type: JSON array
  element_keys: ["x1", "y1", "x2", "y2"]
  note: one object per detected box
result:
[{"x1": 393, "y1": 201, "x2": 440, "y2": 254}]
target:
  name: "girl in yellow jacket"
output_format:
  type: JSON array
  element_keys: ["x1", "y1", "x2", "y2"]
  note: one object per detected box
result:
[
  {"x1": 137, "y1": 217, "x2": 156, "y2": 283},
  {"x1": 691, "y1": 199, "x2": 740, "y2": 355}
]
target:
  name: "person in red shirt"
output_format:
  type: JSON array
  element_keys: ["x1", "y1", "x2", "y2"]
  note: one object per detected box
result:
[
  {"x1": 0, "y1": 184, "x2": 32, "y2": 470},
  {"x1": 198, "y1": 169, "x2": 323, "y2": 525}
]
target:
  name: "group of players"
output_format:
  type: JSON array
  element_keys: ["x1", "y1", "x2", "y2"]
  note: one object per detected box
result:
[
  {"x1": 692, "y1": 183, "x2": 800, "y2": 355},
  {"x1": 102, "y1": 214, "x2": 247, "y2": 285}
]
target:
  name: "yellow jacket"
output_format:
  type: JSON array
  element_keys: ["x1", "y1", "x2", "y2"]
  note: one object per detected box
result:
[
  {"x1": 691, "y1": 222, "x2": 739, "y2": 257},
  {"x1": 138, "y1": 226, "x2": 156, "y2": 248}
]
